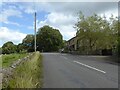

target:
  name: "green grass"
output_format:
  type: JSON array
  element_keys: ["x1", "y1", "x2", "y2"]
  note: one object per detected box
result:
[
  {"x1": 6, "y1": 51, "x2": 43, "y2": 88},
  {"x1": 0, "y1": 55, "x2": 2, "y2": 68},
  {"x1": 2, "y1": 53, "x2": 28, "y2": 68}
]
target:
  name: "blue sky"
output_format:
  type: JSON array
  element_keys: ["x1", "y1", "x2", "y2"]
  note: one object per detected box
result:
[
  {"x1": 1, "y1": 2, "x2": 48, "y2": 34},
  {"x1": 0, "y1": 1, "x2": 118, "y2": 47}
]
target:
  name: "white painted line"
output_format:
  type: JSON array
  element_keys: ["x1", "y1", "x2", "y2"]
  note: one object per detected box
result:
[
  {"x1": 62, "y1": 54, "x2": 67, "y2": 55},
  {"x1": 61, "y1": 56, "x2": 68, "y2": 60},
  {"x1": 63, "y1": 56, "x2": 68, "y2": 60},
  {"x1": 73, "y1": 61, "x2": 106, "y2": 74}
]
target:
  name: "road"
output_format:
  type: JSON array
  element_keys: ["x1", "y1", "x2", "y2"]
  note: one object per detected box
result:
[{"x1": 42, "y1": 53, "x2": 118, "y2": 88}]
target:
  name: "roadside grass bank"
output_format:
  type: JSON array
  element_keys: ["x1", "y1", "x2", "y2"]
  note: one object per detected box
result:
[
  {"x1": 5, "y1": 51, "x2": 43, "y2": 88},
  {"x1": 2, "y1": 53, "x2": 28, "y2": 68}
]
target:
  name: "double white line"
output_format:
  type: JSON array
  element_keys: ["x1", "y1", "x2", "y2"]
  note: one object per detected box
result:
[{"x1": 73, "y1": 61, "x2": 106, "y2": 74}]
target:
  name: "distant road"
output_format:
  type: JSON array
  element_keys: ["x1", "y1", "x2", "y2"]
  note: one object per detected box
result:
[{"x1": 42, "y1": 53, "x2": 118, "y2": 88}]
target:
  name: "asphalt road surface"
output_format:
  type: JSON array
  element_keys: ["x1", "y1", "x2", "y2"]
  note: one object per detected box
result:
[{"x1": 42, "y1": 53, "x2": 118, "y2": 88}]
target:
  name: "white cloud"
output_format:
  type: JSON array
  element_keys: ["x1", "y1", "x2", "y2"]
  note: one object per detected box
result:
[
  {"x1": 36, "y1": 12, "x2": 77, "y2": 40},
  {"x1": 47, "y1": 12, "x2": 77, "y2": 25},
  {"x1": 99, "y1": 8, "x2": 118, "y2": 20},
  {"x1": 27, "y1": 26, "x2": 34, "y2": 30},
  {"x1": 59, "y1": 25, "x2": 76, "y2": 40},
  {"x1": 25, "y1": 8, "x2": 35, "y2": 14},
  {"x1": 24, "y1": 5, "x2": 36, "y2": 14},
  {"x1": 0, "y1": 7, "x2": 22, "y2": 26},
  {"x1": 0, "y1": 27, "x2": 27, "y2": 47},
  {"x1": 21, "y1": 2, "x2": 118, "y2": 16},
  {"x1": 1, "y1": 2, "x2": 118, "y2": 41},
  {"x1": 2, "y1": 0, "x2": 119, "y2": 2},
  {"x1": 18, "y1": 2, "x2": 118, "y2": 40}
]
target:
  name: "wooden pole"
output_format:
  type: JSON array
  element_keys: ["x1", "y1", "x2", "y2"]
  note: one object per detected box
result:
[{"x1": 34, "y1": 12, "x2": 36, "y2": 52}]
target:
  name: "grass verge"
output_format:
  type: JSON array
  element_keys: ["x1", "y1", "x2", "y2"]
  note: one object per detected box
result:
[
  {"x1": 6, "y1": 51, "x2": 43, "y2": 88},
  {"x1": 2, "y1": 53, "x2": 28, "y2": 68}
]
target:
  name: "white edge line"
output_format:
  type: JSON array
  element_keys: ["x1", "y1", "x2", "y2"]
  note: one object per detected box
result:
[{"x1": 73, "y1": 61, "x2": 106, "y2": 74}]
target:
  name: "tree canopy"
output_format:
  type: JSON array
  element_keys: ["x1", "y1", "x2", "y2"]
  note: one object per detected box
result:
[
  {"x1": 75, "y1": 12, "x2": 119, "y2": 55},
  {"x1": 2, "y1": 26, "x2": 64, "y2": 54},
  {"x1": 0, "y1": 47, "x2": 2, "y2": 54},
  {"x1": 22, "y1": 34, "x2": 34, "y2": 52},
  {"x1": 37, "y1": 25, "x2": 63, "y2": 52},
  {"x1": 2, "y1": 41, "x2": 17, "y2": 54}
]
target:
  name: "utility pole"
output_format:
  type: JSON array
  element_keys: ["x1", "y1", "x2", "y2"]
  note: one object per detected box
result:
[{"x1": 34, "y1": 12, "x2": 37, "y2": 52}]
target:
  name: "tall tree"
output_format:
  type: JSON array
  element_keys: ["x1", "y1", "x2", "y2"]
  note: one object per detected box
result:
[
  {"x1": 75, "y1": 12, "x2": 118, "y2": 55},
  {"x1": 37, "y1": 25, "x2": 63, "y2": 52},
  {"x1": 75, "y1": 13, "x2": 103, "y2": 54}
]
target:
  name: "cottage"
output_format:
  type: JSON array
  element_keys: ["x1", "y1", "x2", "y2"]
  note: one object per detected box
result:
[{"x1": 66, "y1": 36, "x2": 79, "y2": 51}]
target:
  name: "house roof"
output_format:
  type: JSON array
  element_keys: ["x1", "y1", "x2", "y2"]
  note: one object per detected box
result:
[{"x1": 67, "y1": 36, "x2": 76, "y2": 42}]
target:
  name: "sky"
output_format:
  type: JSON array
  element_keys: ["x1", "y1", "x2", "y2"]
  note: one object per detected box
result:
[{"x1": 0, "y1": 1, "x2": 119, "y2": 47}]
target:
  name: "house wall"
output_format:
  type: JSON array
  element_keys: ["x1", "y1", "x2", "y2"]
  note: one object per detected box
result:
[{"x1": 66, "y1": 36, "x2": 79, "y2": 51}]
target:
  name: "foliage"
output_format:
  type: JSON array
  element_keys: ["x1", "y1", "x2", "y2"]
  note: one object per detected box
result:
[
  {"x1": 118, "y1": 18, "x2": 120, "y2": 56},
  {"x1": 37, "y1": 25, "x2": 63, "y2": 52},
  {"x1": 0, "y1": 47, "x2": 2, "y2": 54},
  {"x1": 118, "y1": 38, "x2": 120, "y2": 56},
  {"x1": 2, "y1": 41, "x2": 17, "y2": 54},
  {"x1": 22, "y1": 34, "x2": 34, "y2": 52},
  {"x1": 1, "y1": 25, "x2": 64, "y2": 53},
  {"x1": 17, "y1": 43, "x2": 27, "y2": 53},
  {"x1": 7, "y1": 52, "x2": 43, "y2": 88},
  {"x1": 62, "y1": 40, "x2": 67, "y2": 48},
  {"x1": 75, "y1": 13, "x2": 118, "y2": 55}
]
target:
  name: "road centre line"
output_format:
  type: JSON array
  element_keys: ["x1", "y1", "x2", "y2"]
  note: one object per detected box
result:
[
  {"x1": 61, "y1": 56, "x2": 68, "y2": 60},
  {"x1": 73, "y1": 61, "x2": 106, "y2": 74},
  {"x1": 62, "y1": 54, "x2": 67, "y2": 55}
]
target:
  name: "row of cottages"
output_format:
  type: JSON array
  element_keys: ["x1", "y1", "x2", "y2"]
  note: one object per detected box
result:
[
  {"x1": 66, "y1": 36, "x2": 79, "y2": 51},
  {"x1": 66, "y1": 36, "x2": 113, "y2": 55}
]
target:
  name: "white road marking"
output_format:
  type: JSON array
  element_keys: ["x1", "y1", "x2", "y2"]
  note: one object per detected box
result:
[
  {"x1": 62, "y1": 56, "x2": 68, "y2": 60},
  {"x1": 62, "y1": 54, "x2": 67, "y2": 55},
  {"x1": 60, "y1": 55, "x2": 68, "y2": 60},
  {"x1": 73, "y1": 61, "x2": 106, "y2": 74}
]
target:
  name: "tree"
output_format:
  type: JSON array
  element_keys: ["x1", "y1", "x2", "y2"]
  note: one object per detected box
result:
[
  {"x1": 17, "y1": 43, "x2": 26, "y2": 53},
  {"x1": 2, "y1": 41, "x2": 17, "y2": 54},
  {"x1": 75, "y1": 13, "x2": 103, "y2": 54},
  {"x1": 22, "y1": 34, "x2": 34, "y2": 52},
  {"x1": 118, "y1": 36, "x2": 120, "y2": 57},
  {"x1": 117, "y1": 19, "x2": 120, "y2": 56},
  {"x1": 0, "y1": 47, "x2": 2, "y2": 54},
  {"x1": 37, "y1": 25, "x2": 63, "y2": 52},
  {"x1": 75, "y1": 12, "x2": 118, "y2": 55},
  {"x1": 108, "y1": 16, "x2": 119, "y2": 55}
]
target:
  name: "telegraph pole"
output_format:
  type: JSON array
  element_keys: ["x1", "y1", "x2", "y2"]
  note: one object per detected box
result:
[{"x1": 34, "y1": 12, "x2": 37, "y2": 52}]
